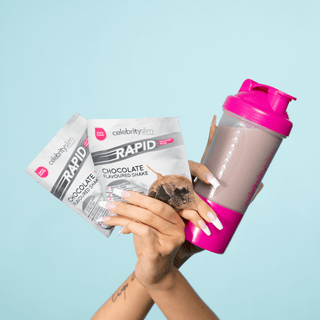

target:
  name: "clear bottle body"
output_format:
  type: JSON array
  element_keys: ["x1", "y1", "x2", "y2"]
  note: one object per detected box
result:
[{"x1": 194, "y1": 110, "x2": 284, "y2": 214}]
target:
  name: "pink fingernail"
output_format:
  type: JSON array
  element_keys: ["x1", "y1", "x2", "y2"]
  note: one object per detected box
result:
[
  {"x1": 204, "y1": 172, "x2": 220, "y2": 188},
  {"x1": 121, "y1": 190, "x2": 131, "y2": 199},
  {"x1": 99, "y1": 201, "x2": 116, "y2": 210},
  {"x1": 96, "y1": 216, "x2": 111, "y2": 223},
  {"x1": 205, "y1": 172, "x2": 214, "y2": 181},
  {"x1": 117, "y1": 227, "x2": 125, "y2": 236},
  {"x1": 207, "y1": 212, "x2": 223, "y2": 230},
  {"x1": 198, "y1": 220, "x2": 211, "y2": 236},
  {"x1": 112, "y1": 188, "x2": 131, "y2": 199}
]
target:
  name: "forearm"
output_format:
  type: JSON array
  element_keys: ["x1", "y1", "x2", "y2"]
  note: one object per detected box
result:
[
  {"x1": 91, "y1": 271, "x2": 154, "y2": 320},
  {"x1": 91, "y1": 251, "x2": 195, "y2": 320},
  {"x1": 146, "y1": 267, "x2": 219, "y2": 320}
]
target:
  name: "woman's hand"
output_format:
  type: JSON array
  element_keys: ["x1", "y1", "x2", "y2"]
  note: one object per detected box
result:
[
  {"x1": 176, "y1": 115, "x2": 264, "y2": 236},
  {"x1": 200, "y1": 115, "x2": 218, "y2": 164},
  {"x1": 171, "y1": 116, "x2": 219, "y2": 265},
  {"x1": 172, "y1": 161, "x2": 219, "y2": 267},
  {"x1": 97, "y1": 192, "x2": 220, "y2": 320},
  {"x1": 99, "y1": 190, "x2": 185, "y2": 290},
  {"x1": 175, "y1": 115, "x2": 223, "y2": 235}
]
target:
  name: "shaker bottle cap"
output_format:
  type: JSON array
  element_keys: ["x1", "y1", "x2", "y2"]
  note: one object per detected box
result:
[{"x1": 223, "y1": 79, "x2": 296, "y2": 136}]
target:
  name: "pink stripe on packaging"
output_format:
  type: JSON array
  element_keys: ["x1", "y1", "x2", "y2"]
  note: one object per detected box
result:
[
  {"x1": 83, "y1": 137, "x2": 89, "y2": 148},
  {"x1": 184, "y1": 195, "x2": 244, "y2": 254},
  {"x1": 157, "y1": 138, "x2": 174, "y2": 145}
]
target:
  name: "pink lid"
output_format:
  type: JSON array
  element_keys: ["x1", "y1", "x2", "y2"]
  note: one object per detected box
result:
[
  {"x1": 184, "y1": 195, "x2": 244, "y2": 254},
  {"x1": 223, "y1": 79, "x2": 296, "y2": 136}
]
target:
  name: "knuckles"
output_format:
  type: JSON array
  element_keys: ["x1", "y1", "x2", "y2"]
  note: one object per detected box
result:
[
  {"x1": 163, "y1": 234, "x2": 185, "y2": 255},
  {"x1": 140, "y1": 210, "x2": 155, "y2": 225},
  {"x1": 151, "y1": 200, "x2": 173, "y2": 215},
  {"x1": 180, "y1": 209, "x2": 199, "y2": 223},
  {"x1": 189, "y1": 210, "x2": 200, "y2": 222},
  {"x1": 141, "y1": 226, "x2": 153, "y2": 238}
]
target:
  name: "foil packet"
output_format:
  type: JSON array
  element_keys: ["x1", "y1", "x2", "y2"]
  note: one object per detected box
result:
[
  {"x1": 87, "y1": 117, "x2": 194, "y2": 210},
  {"x1": 25, "y1": 113, "x2": 114, "y2": 237}
]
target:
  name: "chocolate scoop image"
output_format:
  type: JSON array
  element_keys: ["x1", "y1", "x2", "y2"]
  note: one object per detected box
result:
[{"x1": 147, "y1": 166, "x2": 197, "y2": 210}]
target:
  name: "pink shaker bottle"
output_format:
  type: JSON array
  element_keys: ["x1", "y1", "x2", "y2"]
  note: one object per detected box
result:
[{"x1": 185, "y1": 79, "x2": 296, "y2": 254}]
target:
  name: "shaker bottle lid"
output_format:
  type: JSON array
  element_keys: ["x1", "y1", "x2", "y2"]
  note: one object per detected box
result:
[{"x1": 223, "y1": 79, "x2": 296, "y2": 136}]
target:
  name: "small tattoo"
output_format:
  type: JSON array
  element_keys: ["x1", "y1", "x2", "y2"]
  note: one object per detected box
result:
[
  {"x1": 112, "y1": 283, "x2": 129, "y2": 302},
  {"x1": 112, "y1": 272, "x2": 136, "y2": 303}
]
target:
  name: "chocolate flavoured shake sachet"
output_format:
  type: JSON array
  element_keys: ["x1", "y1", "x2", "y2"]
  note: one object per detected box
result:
[
  {"x1": 25, "y1": 113, "x2": 114, "y2": 237},
  {"x1": 87, "y1": 117, "x2": 195, "y2": 210}
]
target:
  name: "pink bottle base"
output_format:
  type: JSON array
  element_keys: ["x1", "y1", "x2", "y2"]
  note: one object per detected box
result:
[{"x1": 184, "y1": 195, "x2": 244, "y2": 254}]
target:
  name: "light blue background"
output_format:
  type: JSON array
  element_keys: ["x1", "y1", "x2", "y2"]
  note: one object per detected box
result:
[{"x1": 1, "y1": 1, "x2": 319, "y2": 319}]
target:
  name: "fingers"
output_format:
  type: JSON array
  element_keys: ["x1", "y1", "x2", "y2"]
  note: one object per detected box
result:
[
  {"x1": 97, "y1": 210, "x2": 183, "y2": 248},
  {"x1": 112, "y1": 189, "x2": 179, "y2": 224},
  {"x1": 252, "y1": 182, "x2": 264, "y2": 202},
  {"x1": 97, "y1": 200, "x2": 185, "y2": 253},
  {"x1": 201, "y1": 115, "x2": 217, "y2": 164},
  {"x1": 188, "y1": 160, "x2": 220, "y2": 188},
  {"x1": 99, "y1": 200, "x2": 177, "y2": 235},
  {"x1": 194, "y1": 194, "x2": 222, "y2": 229},
  {"x1": 98, "y1": 189, "x2": 185, "y2": 238},
  {"x1": 125, "y1": 221, "x2": 184, "y2": 256},
  {"x1": 179, "y1": 209, "x2": 212, "y2": 236},
  {"x1": 97, "y1": 215, "x2": 132, "y2": 235},
  {"x1": 178, "y1": 192, "x2": 223, "y2": 236},
  {"x1": 120, "y1": 220, "x2": 159, "y2": 252},
  {"x1": 97, "y1": 207, "x2": 182, "y2": 242}
]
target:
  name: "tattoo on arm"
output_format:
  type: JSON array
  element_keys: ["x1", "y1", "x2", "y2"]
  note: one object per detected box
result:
[
  {"x1": 112, "y1": 272, "x2": 136, "y2": 303},
  {"x1": 112, "y1": 283, "x2": 129, "y2": 302}
]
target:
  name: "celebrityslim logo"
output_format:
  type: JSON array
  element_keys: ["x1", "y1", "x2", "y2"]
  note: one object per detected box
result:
[
  {"x1": 95, "y1": 128, "x2": 107, "y2": 141},
  {"x1": 49, "y1": 138, "x2": 75, "y2": 165},
  {"x1": 112, "y1": 127, "x2": 154, "y2": 136}
]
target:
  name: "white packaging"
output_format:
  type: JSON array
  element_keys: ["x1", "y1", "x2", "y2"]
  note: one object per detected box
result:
[
  {"x1": 87, "y1": 117, "x2": 192, "y2": 207},
  {"x1": 25, "y1": 113, "x2": 114, "y2": 237}
]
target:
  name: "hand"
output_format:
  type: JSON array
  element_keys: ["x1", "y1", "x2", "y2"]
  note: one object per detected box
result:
[
  {"x1": 198, "y1": 114, "x2": 264, "y2": 197},
  {"x1": 200, "y1": 115, "x2": 218, "y2": 165},
  {"x1": 173, "y1": 161, "x2": 218, "y2": 267},
  {"x1": 175, "y1": 116, "x2": 223, "y2": 235},
  {"x1": 177, "y1": 115, "x2": 264, "y2": 235},
  {"x1": 173, "y1": 116, "x2": 219, "y2": 265},
  {"x1": 174, "y1": 115, "x2": 264, "y2": 265},
  {"x1": 100, "y1": 191, "x2": 185, "y2": 290}
]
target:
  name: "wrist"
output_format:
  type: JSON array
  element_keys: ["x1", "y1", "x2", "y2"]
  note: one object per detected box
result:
[
  {"x1": 173, "y1": 252, "x2": 192, "y2": 269},
  {"x1": 144, "y1": 267, "x2": 179, "y2": 292},
  {"x1": 173, "y1": 242, "x2": 204, "y2": 269}
]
